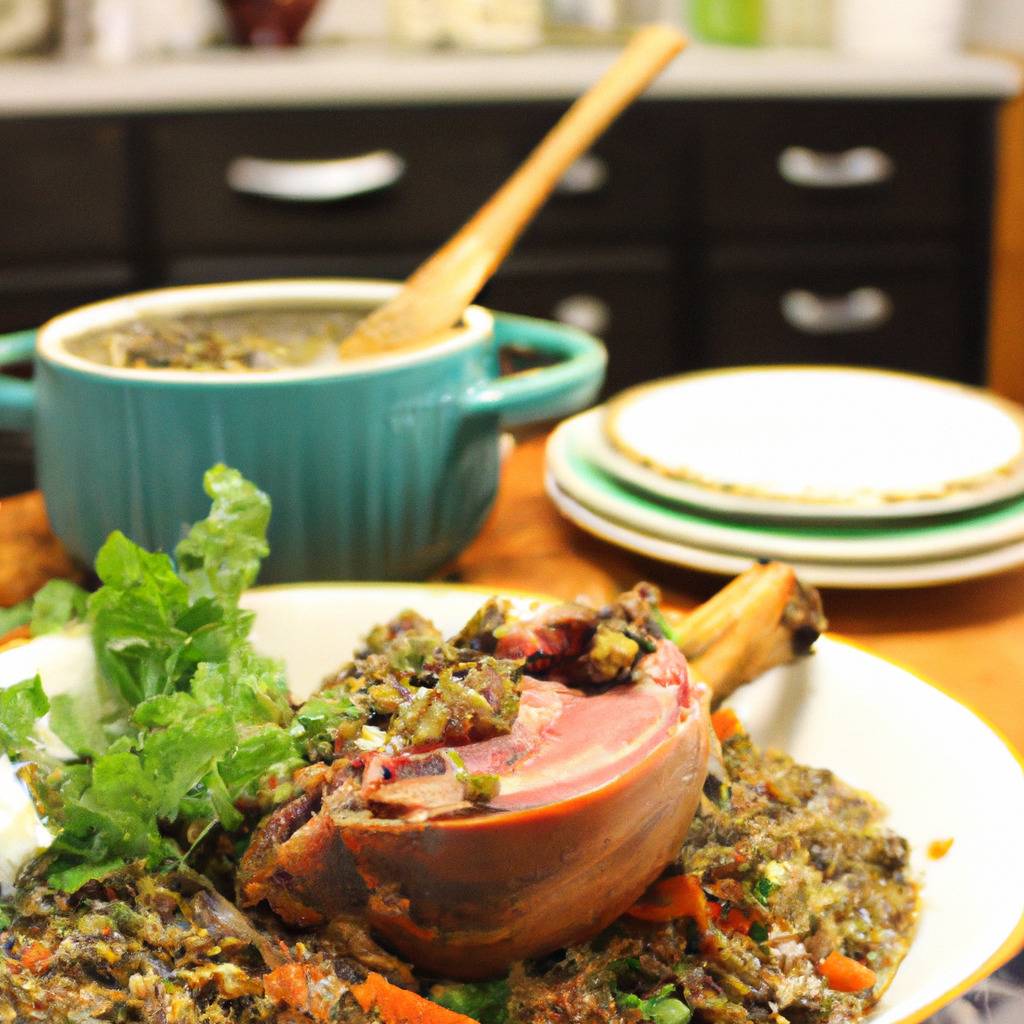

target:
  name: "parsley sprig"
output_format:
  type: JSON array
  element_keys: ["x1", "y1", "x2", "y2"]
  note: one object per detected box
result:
[{"x1": 1, "y1": 465, "x2": 360, "y2": 892}]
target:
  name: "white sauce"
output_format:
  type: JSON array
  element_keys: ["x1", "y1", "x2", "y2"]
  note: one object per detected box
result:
[
  {"x1": 0, "y1": 755, "x2": 52, "y2": 892},
  {"x1": 0, "y1": 631, "x2": 103, "y2": 889}
]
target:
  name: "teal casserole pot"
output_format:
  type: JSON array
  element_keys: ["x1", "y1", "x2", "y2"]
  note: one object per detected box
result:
[{"x1": 0, "y1": 279, "x2": 606, "y2": 583}]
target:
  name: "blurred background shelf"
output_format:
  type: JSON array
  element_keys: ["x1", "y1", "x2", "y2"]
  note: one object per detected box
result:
[{"x1": 0, "y1": 42, "x2": 1018, "y2": 495}]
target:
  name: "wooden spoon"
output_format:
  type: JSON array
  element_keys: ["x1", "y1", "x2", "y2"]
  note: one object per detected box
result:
[{"x1": 338, "y1": 24, "x2": 687, "y2": 358}]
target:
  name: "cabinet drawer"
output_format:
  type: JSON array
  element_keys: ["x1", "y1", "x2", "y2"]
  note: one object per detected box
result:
[
  {"x1": 483, "y1": 247, "x2": 683, "y2": 396},
  {"x1": 515, "y1": 101, "x2": 693, "y2": 243},
  {"x1": 148, "y1": 107, "x2": 542, "y2": 256},
  {"x1": 697, "y1": 245, "x2": 976, "y2": 382},
  {"x1": 699, "y1": 101, "x2": 978, "y2": 234},
  {"x1": 0, "y1": 120, "x2": 132, "y2": 264},
  {"x1": 147, "y1": 102, "x2": 690, "y2": 257}
]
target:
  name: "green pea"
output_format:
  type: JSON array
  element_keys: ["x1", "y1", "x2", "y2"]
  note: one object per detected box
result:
[{"x1": 650, "y1": 998, "x2": 692, "y2": 1024}]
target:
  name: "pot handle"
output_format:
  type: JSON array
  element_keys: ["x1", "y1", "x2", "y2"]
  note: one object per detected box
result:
[
  {"x1": 0, "y1": 330, "x2": 36, "y2": 432},
  {"x1": 465, "y1": 313, "x2": 606, "y2": 428}
]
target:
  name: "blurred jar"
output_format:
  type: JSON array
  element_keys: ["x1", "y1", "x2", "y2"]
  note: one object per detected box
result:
[
  {"x1": 221, "y1": 0, "x2": 320, "y2": 46},
  {"x1": 690, "y1": 0, "x2": 761, "y2": 46},
  {"x1": 0, "y1": 0, "x2": 53, "y2": 55},
  {"x1": 390, "y1": 0, "x2": 447, "y2": 46},
  {"x1": 61, "y1": 0, "x2": 221, "y2": 60},
  {"x1": 835, "y1": 0, "x2": 965, "y2": 58},
  {"x1": 445, "y1": 0, "x2": 543, "y2": 49},
  {"x1": 391, "y1": 0, "x2": 543, "y2": 50},
  {"x1": 545, "y1": 0, "x2": 663, "y2": 43},
  {"x1": 762, "y1": 0, "x2": 830, "y2": 47}
]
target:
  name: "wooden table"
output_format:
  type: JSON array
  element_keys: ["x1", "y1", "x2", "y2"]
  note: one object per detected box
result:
[{"x1": 4, "y1": 432, "x2": 1024, "y2": 758}]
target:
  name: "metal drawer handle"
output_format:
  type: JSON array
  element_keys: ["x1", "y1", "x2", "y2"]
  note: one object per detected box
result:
[
  {"x1": 226, "y1": 150, "x2": 406, "y2": 202},
  {"x1": 778, "y1": 146, "x2": 894, "y2": 189},
  {"x1": 553, "y1": 294, "x2": 611, "y2": 336},
  {"x1": 556, "y1": 154, "x2": 609, "y2": 196},
  {"x1": 781, "y1": 288, "x2": 893, "y2": 335}
]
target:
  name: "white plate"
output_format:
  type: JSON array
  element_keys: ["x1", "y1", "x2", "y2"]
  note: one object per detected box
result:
[
  {"x1": 550, "y1": 410, "x2": 1024, "y2": 565},
  {"x1": 546, "y1": 473, "x2": 1024, "y2": 588},
  {"x1": 3, "y1": 584, "x2": 1024, "y2": 1024},
  {"x1": 603, "y1": 368, "x2": 1024, "y2": 520}
]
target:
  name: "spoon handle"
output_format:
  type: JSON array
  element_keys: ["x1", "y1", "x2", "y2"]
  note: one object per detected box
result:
[{"x1": 340, "y1": 25, "x2": 687, "y2": 357}]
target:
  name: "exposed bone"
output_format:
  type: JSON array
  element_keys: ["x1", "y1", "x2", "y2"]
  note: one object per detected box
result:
[{"x1": 672, "y1": 561, "x2": 827, "y2": 707}]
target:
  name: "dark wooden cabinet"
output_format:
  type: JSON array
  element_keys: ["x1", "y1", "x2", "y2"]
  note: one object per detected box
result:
[
  {"x1": 697, "y1": 101, "x2": 981, "y2": 235},
  {"x1": 0, "y1": 119, "x2": 134, "y2": 265},
  {"x1": 697, "y1": 242, "x2": 971, "y2": 380},
  {"x1": 0, "y1": 95, "x2": 1002, "y2": 494}
]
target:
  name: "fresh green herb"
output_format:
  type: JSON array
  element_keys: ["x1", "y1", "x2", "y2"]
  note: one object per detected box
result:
[
  {"x1": 87, "y1": 465, "x2": 271, "y2": 707},
  {"x1": 30, "y1": 579, "x2": 89, "y2": 636},
  {"x1": 0, "y1": 579, "x2": 88, "y2": 644},
  {"x1": 431, "y1": 979, "x2": 509, "y2": 1024},
  {"x1": 0, "y1": 676, "x2": 49, "y2": 760},
  {"x1": 612, "y1": 957, "x2": 644, "y2": 972},
  {"x1": 291, "y1": 688, "x2": 366, "y2": 759},
  {"x1": 0, "y1": 902, "x2": 12, "y2": 931},
  {"x1": 446, "y1": 749, "x2": 500, "y2": 803},
  {"x1": 749, "y1": 921, "x2": 769, "y2": 943},
  {"x1": 49, "y1": 693, "x2": 114, "y2": 759},
  {"x1": 753, "y1": 876, "x2": 779, "y2": 906},
  {"x1": 174, "y1": 463, "x2": 271, "y2": 611},
  {"x1": 4, "y1": 466, "x2": 320, "y2": 892},
  {"x1": 0, "y1": 600, "x2": 31, "y2": 637}
]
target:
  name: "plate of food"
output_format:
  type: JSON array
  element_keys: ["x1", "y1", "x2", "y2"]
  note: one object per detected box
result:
[{"x1": 1, "y1": 467, "x2": 1022, "y2": 1024}]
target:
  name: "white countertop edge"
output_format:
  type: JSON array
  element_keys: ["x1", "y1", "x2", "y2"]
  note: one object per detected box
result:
[{"x1": 0, "y1": 43, "x2": 1018, "y2": 117}]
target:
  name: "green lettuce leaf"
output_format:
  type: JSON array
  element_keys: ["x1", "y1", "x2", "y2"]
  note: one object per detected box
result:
[
  {"x1": 30, "y1": 579, "x2": 89, "y2": 636},
  {"x1": 0, "y1": 600, "x2": 31, "y2": 637},
  {"x1": 174, "y1": 464, "x2": 271, "y2": 610},
  {"x1": 49, "y1": 694, "x2": 112, "y2": 759},
  {"x1": 0, "y1": 676, "x2": 49, "y2": 759},
  {"x1": 88, "y1": 532, "x2": 192, "y2": 706},
  {"x1": 21, "y1": 465, "x2": 299, "y2": 893}
]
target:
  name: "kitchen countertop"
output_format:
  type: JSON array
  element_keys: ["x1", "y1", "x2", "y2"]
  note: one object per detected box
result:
[{"x1": 0, "y1": 42, "x2": 1018, "y2": 117}]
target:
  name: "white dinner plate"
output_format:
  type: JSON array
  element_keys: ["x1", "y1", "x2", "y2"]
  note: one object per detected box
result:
[
  {"x1": 3, "y1": 583, "x2": 1024, "y2": 1024},
  {"x1": 546, "y1": 473, "x2": 1024, "y2": 588},
  {"x1": 550, "y1": 410, "x2": 1024, "y2": 565},
  {"x1": 603, "y1": 368, "x2": 1024, "y2": 520}
]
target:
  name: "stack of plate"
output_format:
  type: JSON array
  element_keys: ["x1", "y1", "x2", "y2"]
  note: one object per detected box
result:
[{"x1": 545, "y1": 366, "x2": 1024, "y2": 588}]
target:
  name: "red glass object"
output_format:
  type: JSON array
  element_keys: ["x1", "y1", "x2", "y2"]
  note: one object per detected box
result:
[{"x1": 221, "y1": 0, "x2": 320, "y2": 47}]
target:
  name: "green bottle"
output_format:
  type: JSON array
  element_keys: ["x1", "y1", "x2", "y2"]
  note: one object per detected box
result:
[{"x1": 690, "y1": 0, "x2": 762, "y2": 45}]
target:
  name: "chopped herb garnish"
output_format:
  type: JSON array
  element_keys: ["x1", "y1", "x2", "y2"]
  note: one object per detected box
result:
[
  {"x1": 431, "y1": 978, "x2": 509, "y2": 1024},
  {"x1": 753, "y1": 876, "x2": 779, "y2": 905},
  {"x1": 749, "y1": 921, "x2": 769, "y2": 943}
]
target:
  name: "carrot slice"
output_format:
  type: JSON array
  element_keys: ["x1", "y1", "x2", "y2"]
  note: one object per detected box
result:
[
  {"x1": 19, "y1": 943, "x2": 53, "y2": 975},
  {"x1": 711, "y1": 708, "x2": 742, "y2": 742},
  {"x1": 263, "y1": 962, "x2": 343, "y2": 1021},
  {"x1": 626, "y1": 874, "x2": 709, "y2": 930},
  {"x1": 707, "y1": 902, "x2": 754, "y2": 936},
  {"x1": 352, "y1": 972, "x2": 478, "y2": 1024},
  {"x1": 817, "y1": 951, "x2": 877, "y2": 992}
]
